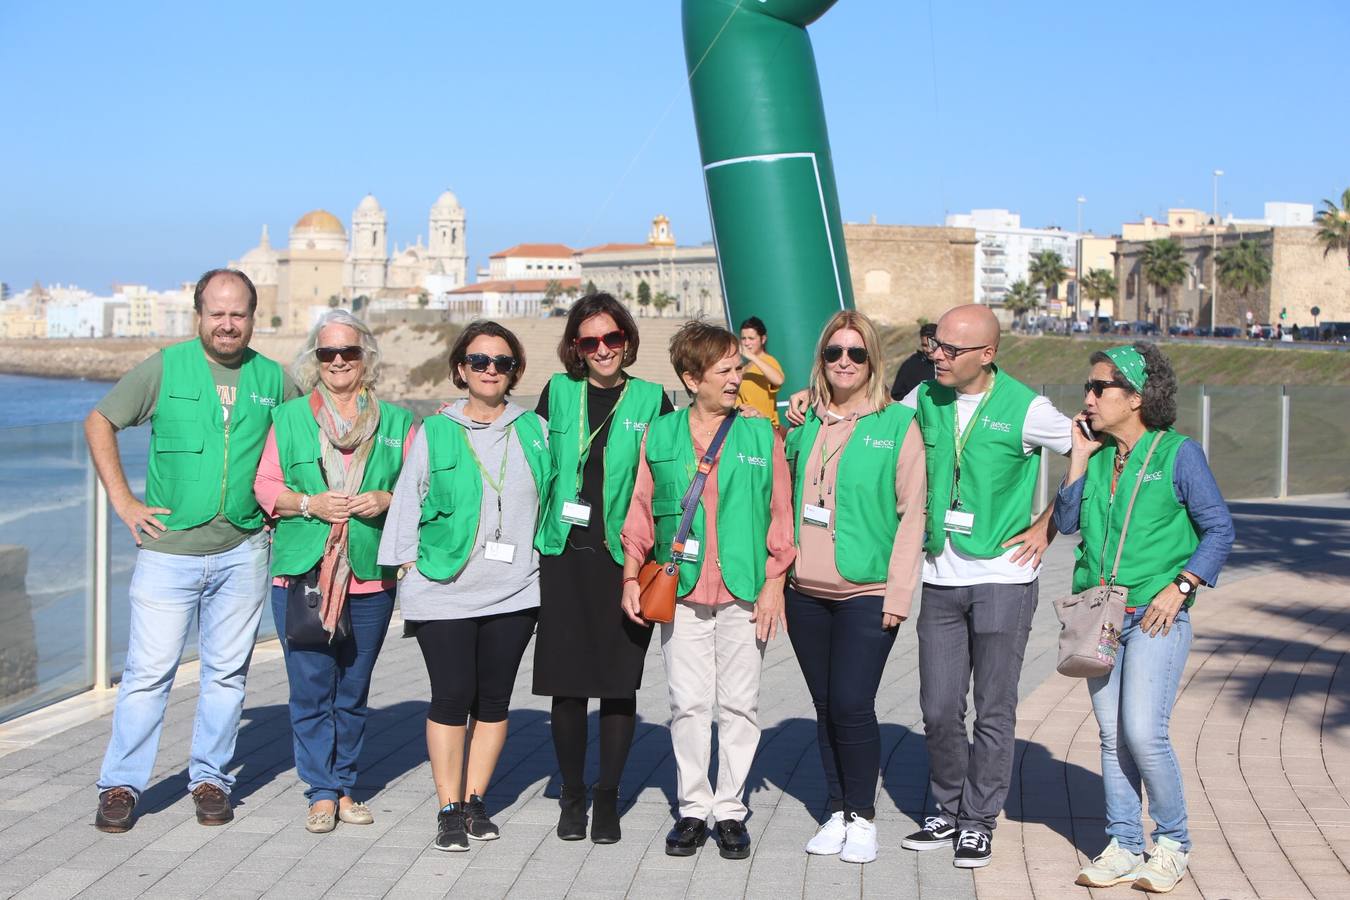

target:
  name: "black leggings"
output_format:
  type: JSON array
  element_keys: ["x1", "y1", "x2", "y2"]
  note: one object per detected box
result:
[
  {"x1": 415, "y1": 609, "x2": 538, "y2": 726},
  {"x1": 550, "y1": 696, "x2": 637, "y2": 791}
]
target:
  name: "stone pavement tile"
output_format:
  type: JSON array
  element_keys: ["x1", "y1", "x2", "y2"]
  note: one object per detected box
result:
[
  {"x1": 11, "y1": 865, "x2": 104, "y2": 899},
  {"x1": 73, "y1": 864, "x2": 175, "y2": 898}
]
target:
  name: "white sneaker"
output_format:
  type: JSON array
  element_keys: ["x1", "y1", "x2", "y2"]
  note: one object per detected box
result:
[
  {"x1": 804, "y1": 811, "x2": 847, "y2": 855},
  {"x1": 1075, "y1": 838, "x2": 1144, "y2": 887},
  {"x1": 1133, "y1": 836, "x2": 1189, "y2": 893},
  {"x1": 839, "y1": 813, "x2": 878, "y2": 864}
]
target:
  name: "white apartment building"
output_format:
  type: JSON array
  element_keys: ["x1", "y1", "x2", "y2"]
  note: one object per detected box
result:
[
  {"x1": 944, "y1": 209, "x2": 1079, "y2": 311},
  {"x1": 487, "y1": 244, "x2": 578, "y2": 281}
]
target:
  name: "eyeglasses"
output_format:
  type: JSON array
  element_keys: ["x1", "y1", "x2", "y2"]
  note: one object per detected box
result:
[
  {"x1": 575, "y1": 329, "x2": 626, "y2": 355},
  {"x1": 822, "y1": 344, "x2": 868, "y2": 365},
  {"x1": 464, "y1": 353, "x2": 518, "y2": 374},
  {"x1": 1084, "y1": 379, "x2": 1130, "y2": 398},
  {"x1": 929, "y1": 340, "x2": 988, "y2": 360},
  {"x1": 315, "y1": 345, "x2": 363, "y2": 363}
]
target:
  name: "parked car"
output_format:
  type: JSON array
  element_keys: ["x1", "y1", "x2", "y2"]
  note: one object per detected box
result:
[
  {"x1": 1212, "y1": 326, "x2": 1242, "y2": 339},
  {"x1": 1194, "y1": 327, "x2": 1212, "y2": 338}
]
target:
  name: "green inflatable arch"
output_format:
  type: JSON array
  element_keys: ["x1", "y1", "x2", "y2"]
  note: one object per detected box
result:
[{"x1": 683, "y1": 0, "x2": 854, "y2": 391}]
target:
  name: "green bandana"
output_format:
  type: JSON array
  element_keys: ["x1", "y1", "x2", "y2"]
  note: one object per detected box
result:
[{"x1": 1105, "y1": 345, "x2": 1148, "y2": 392}]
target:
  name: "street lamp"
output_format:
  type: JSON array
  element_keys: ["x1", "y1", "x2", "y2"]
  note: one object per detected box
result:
[
  {"x1": 1076, "y1": 196, "x2": 1086, "y2": 323},
  {"x1": 1211, "y1": 169, "x2": 1223, "y2": 332}
]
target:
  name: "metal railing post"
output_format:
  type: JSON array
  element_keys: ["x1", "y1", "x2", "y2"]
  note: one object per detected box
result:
[
  {"x1": 1200, "y1": 385, "x2": 1211, "y2": 459},
  {"x1": 93, "y1": 478, "x2": 111, "y2": 689},
  {"x1": 1278, "y1": 386, "x2": 1290, "y2": 499}
]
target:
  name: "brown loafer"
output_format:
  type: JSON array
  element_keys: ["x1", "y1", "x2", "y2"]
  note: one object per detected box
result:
[
  {"x1": 95, "y1": 787, "x2": 137, "y2": 833},
  {"x1": 191, "y1": 783, "x2": 233, "y2": 825}
]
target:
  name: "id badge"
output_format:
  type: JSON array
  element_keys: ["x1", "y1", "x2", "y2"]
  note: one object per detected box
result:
[
  {"x1": 561, "y1": 499, "x2": 592, "y2": 526},
  {"x1": 943, "y1": 509, "x2": 975, "y2": 535},
  {"x1": 674, "y1": 538, "x2": 700, "y2": 562},
  {"x1": 484, "y1": 541, "x2": 517, "y2": 563},
  {"x1": 802, "y1": 503, "x2": 832, "y2": 528}
]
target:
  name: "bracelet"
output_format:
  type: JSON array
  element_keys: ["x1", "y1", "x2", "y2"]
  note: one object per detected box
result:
[
  {"x1": 299, "y1": 494, "x2": 312, "y2": 519},
  {"x1": 622, "y1": 576, "x2": 639, "y2": 586}
]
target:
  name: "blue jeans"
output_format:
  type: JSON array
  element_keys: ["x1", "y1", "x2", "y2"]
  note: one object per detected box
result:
[
  {"x1": 98, "y1": 532, "x2": 270, "y2": 797},
  {"x1": 1088, "y1": 607, "x2": 1192, "y2": 853},
  {"x1": 270, "y1": 585, "x2": 394, "y2": 804},
  {"x1": 785, "y1": 587, "x2": 898, "y2": 820}
]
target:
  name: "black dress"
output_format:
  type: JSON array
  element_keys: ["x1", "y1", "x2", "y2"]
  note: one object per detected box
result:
[{"x1": 532, "y1": 380, "x2": 674, "y2": 698}]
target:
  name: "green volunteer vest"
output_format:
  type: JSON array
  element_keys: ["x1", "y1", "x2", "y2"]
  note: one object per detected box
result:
[
  {"x1": 146, "y1": 339, "x2": 285, "y2": 531},
  {"x1": 416, "y1": 412, "x2": 552, "y2": 581},
  {"x1": 1071, "y1": 429, "x2": 1201, "y2": 607},
  {"x1": 914, "y1": 367, "x2": 1041, "y2": 558},
  {"x1": 785, "y1": 402, "x2": 916, "y2": 584},
  {"x1": 269, "y1": 396, "x2": 413, "y2": 581},
  {"x1": 645, "y1": 409, "x2": 775, "y2": 602},
  {"x1": 535, "y1": 373, "x2": 666, "y2": 564}
]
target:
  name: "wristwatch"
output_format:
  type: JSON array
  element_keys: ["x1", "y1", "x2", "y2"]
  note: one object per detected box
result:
[{"x1": 1172, "y1": 574, "x2": 1197, "y2": 596}]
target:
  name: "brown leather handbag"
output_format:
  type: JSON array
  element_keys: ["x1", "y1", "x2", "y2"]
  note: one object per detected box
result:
[{"x1": 635, "y1": 410, "x2": 738, "y2": 625}]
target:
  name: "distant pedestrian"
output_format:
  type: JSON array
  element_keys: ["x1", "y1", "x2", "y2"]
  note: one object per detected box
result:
[
  {"x1": 1058, "y1": 343, "x2": 1233, "y2": 893},
  {"x1": 735, "y1": 316, "x2": 785, "y2": 428},
  {"x1": 253, "y1": 310, "x2": 413, "y2": 834},
  {"x1": 378, "y1": 321, "x2": 551, "y2": 853},
  {"x1": 890, "y1": 323, "x2": 937, "y2": 401},
  {"x1": 89, "y1": 269, "x2": 299, "y2": 834}
]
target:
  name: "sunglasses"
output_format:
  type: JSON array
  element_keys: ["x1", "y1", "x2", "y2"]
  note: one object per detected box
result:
[
  {"x1": 575, "y1": 329, "x2": 626, "y2": 355},
  {"x1": 315, "y1": 345, "x2": 363, "y2": 363},
  {"x1": 463, "y1": 353, "x2": 518, "y2": 374},
  {"x1": 929, "y1": 340, "x2": 988, "y2": 360},
  {"x1": 822, "y1": 344, "x2": 868, "y2": 365},
  {"x1": 1084, "y1": 379, "x2": 1130, "y2": 398}
]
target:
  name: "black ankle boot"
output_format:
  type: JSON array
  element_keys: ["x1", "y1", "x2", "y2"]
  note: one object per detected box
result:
[
  {"x1": 556, "y1": 784, "x2": 588, "y2": 841},
  {"x1": 591, "y1": 787, "x2": 621, "y2": 844}
]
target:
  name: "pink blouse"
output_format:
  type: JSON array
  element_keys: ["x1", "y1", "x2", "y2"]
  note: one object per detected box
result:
[
  {"x1": 621, "y1": 424, "x2": 796, "y2": 606},
  {"x1": 253, "y1": 423, "x2": 415, "y2": 595}
]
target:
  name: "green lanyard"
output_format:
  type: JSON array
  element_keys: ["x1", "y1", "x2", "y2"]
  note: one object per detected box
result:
[
  {"x1": 950, "y1": 374, "x2": 995, "y2": 509},
  {"x1": 576, "y1": 380, "x2": 629, "y2": 492},
  {"x1": 464, "y1": 427, "x2": 512, "y2": 541}
]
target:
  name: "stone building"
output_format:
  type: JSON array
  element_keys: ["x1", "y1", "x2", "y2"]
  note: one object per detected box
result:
[
  {"x1": 842, "y1": 223, "x2": 977, "y2": 325},
  {"x1": 575, "y1": 216, "x2": 723, "y2": 319}
]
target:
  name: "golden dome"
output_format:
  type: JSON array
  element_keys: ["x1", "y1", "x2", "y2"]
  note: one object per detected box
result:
[{"x1": 292, "y1": 210, "x2": 346, "y2": 234}]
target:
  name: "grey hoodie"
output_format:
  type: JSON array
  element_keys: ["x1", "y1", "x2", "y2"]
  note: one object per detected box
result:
[{"x1": 377, "y1": 399, "x2": 544, "y2": 621}]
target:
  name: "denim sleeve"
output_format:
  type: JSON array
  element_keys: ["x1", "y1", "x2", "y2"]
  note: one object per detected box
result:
[
  {"x1": 1054, "y1": 474, "x2": 1086, "y2": 535},
  {"x1": 1173, "y1": 439, "x2": 1235, "y2": 587}
]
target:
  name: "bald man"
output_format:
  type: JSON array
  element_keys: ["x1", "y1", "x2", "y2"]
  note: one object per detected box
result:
[{"x1": 894, "y1": 304, "x2": 1071, "y2": 867}]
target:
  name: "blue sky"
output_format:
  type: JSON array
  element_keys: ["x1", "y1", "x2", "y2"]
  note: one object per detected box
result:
[{"x1": 2, "y1": 0, "x2": 1346, "y2": 291}]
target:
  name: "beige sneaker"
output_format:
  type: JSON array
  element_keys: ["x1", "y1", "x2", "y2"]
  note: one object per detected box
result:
[
  {"x1": 1133, "y1": 836, "x2": 1189, "y2": 893},
  {"x1": 1075, "y1": 838, "x2": 1144, "y2": 887}
]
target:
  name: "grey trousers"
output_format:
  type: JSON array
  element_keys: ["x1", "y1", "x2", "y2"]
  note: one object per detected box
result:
[{"x1": 916, "y1": 579, "x2": 1038, "y2": 835}]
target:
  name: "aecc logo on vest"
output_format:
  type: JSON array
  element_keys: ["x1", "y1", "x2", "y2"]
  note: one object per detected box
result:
[
  {"x1": 621, "y1": 418, "x2": 649, "y2": 432},
  {"x1": 735, "y1": 452, "x2": 768, "y2": 467},
  {"x1": 861, "y1": 435, "x2": 895, "y2": 449},
  {"x1": 378, "y1": 436, "x2": 403, "y2": 448},
  {"x1": 979, "y1": 414, "x2": 1012, "y2": 433},
  {"x1": 248, "y1": 391, "x2": 278, "y2": 408}
]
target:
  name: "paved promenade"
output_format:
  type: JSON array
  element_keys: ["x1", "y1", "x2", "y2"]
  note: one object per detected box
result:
[{"x1": 0, "y1": 498, "x2": 1346, "y2": 899}]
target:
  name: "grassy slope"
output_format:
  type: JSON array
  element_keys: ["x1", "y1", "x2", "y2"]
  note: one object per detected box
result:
[{"x1": 876, "y1": 327, "x2": 1350, "y2": 387}]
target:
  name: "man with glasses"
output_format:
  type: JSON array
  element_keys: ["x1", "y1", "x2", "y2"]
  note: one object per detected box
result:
[
  {"x1": 890, "y1": 323, "x2": 938, "y2": 401},
  {"x1": 85, "y1": 269, "x2": 300, "y2": 833},
  {"x1": 895, "y1": 304, "x2": 1072, "y2": 868}
]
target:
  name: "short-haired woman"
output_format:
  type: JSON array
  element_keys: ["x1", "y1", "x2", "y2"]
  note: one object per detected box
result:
[
  {"x1": 378, "y1": 321, "x2": 553, "y2": 852},
  {"x1": 532, "y1": 293, "x2": 673, "y2": 843},
  {"x1": 736, "y1": 316, "x2": 784, "y2": 427},
  {"x1": 786, "y1": 311, "x2": 926, "y2": 864},
  {"x1": 1056, "y1": 343, "x2": 1234, "y2": 893},
  {"x1": 254, "y1": 309, "x2": 413, "y2": 833},
  {"x1": 620, "y1": 321, "x2": 795, "y2": 861}
]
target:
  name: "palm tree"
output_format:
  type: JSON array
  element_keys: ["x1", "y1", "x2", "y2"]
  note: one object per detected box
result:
[
  {"x1": 1216, "y1": 239, "x2": 1272, "y2": 309},
  {"x1": 1027, "y1": 250, "x2": 1067, "y2": 303},
  {"x1": 543, "y1": 279, "x2": 563, "y2": 310},
  {"x1": 1140, "y1": 238, "x2": 1187, "y2": 332},
  {"x1": 1315, "y1": 188, "x2": 1350, "y2": 267},
  {"x1": 1002, "y1": 279, "x2": 1041, "y2": 330},
  {"x1": 1080, "y1": 268, "x2": 1118, "y2": 331},
  {"x1": 652, "y1": 291, "x2": 674, "y2": 316}
]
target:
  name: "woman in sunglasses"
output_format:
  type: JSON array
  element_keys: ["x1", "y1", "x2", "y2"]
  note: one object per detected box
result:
[
  {"x1": 785, "y1": 311, "x2": 926, "y2": 865},
  {"x1": 1056, "y1": 343, "x2": 1233, "y2": 893},
  {"x1": 253, "y1": 309, "x2": 414, "y2": 834},
  {"x1": 531, "y1": 293, "x2": 673, "y2": 843},
  {"x1": 377, "y1": 320, "x2": 553, "y2": 852}
]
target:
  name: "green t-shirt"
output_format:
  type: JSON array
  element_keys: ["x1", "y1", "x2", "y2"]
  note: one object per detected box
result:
[{"x1": 95, "y1": 351, "x2": 302, "y2": 555}]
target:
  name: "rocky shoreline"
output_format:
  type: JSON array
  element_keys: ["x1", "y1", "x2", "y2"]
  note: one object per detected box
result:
[{"x1": 0, "y1": 338, "x2": 173, "y2": 381}]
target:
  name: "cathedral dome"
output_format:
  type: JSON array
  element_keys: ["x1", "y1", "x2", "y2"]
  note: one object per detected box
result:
[
  {"x1": 356, "y1": 194, "x2": 382, "y2": 213},
  {"x1": 431, "y1": 190, "x2": 462, "y2": 213},
  {"x1": 293, "y1": 210, "x2": 346, "y2": 235}
]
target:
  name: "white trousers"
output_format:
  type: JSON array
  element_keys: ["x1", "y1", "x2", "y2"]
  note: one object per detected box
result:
[{"x1": 659, "y1": 598, "x2": 765, "y2": 822}]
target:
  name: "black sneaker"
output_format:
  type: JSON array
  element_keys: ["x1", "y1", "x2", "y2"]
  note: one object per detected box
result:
[
  {"x1": 953, "y1": 829, "x2": 992, "y2": 868},
  {"x1": 901, "y1": 815, "x2": 955, "y2": 851},
  {"x1": 464, "y1": 794, "x2": 499, "y2": 841},
  {"x1": 434, "y1": 805, "x2": 469, "y2": 852}
]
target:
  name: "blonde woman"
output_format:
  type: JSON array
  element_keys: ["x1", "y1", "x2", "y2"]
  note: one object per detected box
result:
[{"x1": 785, "y1": 311, "x2": 926, "y2": 864}]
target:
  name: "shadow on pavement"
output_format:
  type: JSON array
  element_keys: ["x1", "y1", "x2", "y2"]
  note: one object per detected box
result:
[{"x1": 1227, "y1": 500, "x2": 1350, "y2": 578}]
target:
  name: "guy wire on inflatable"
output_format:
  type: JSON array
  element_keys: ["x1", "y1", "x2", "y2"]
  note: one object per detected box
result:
[{"x1": 683, "y1": 0, "x2": 854, "y2": 391}]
